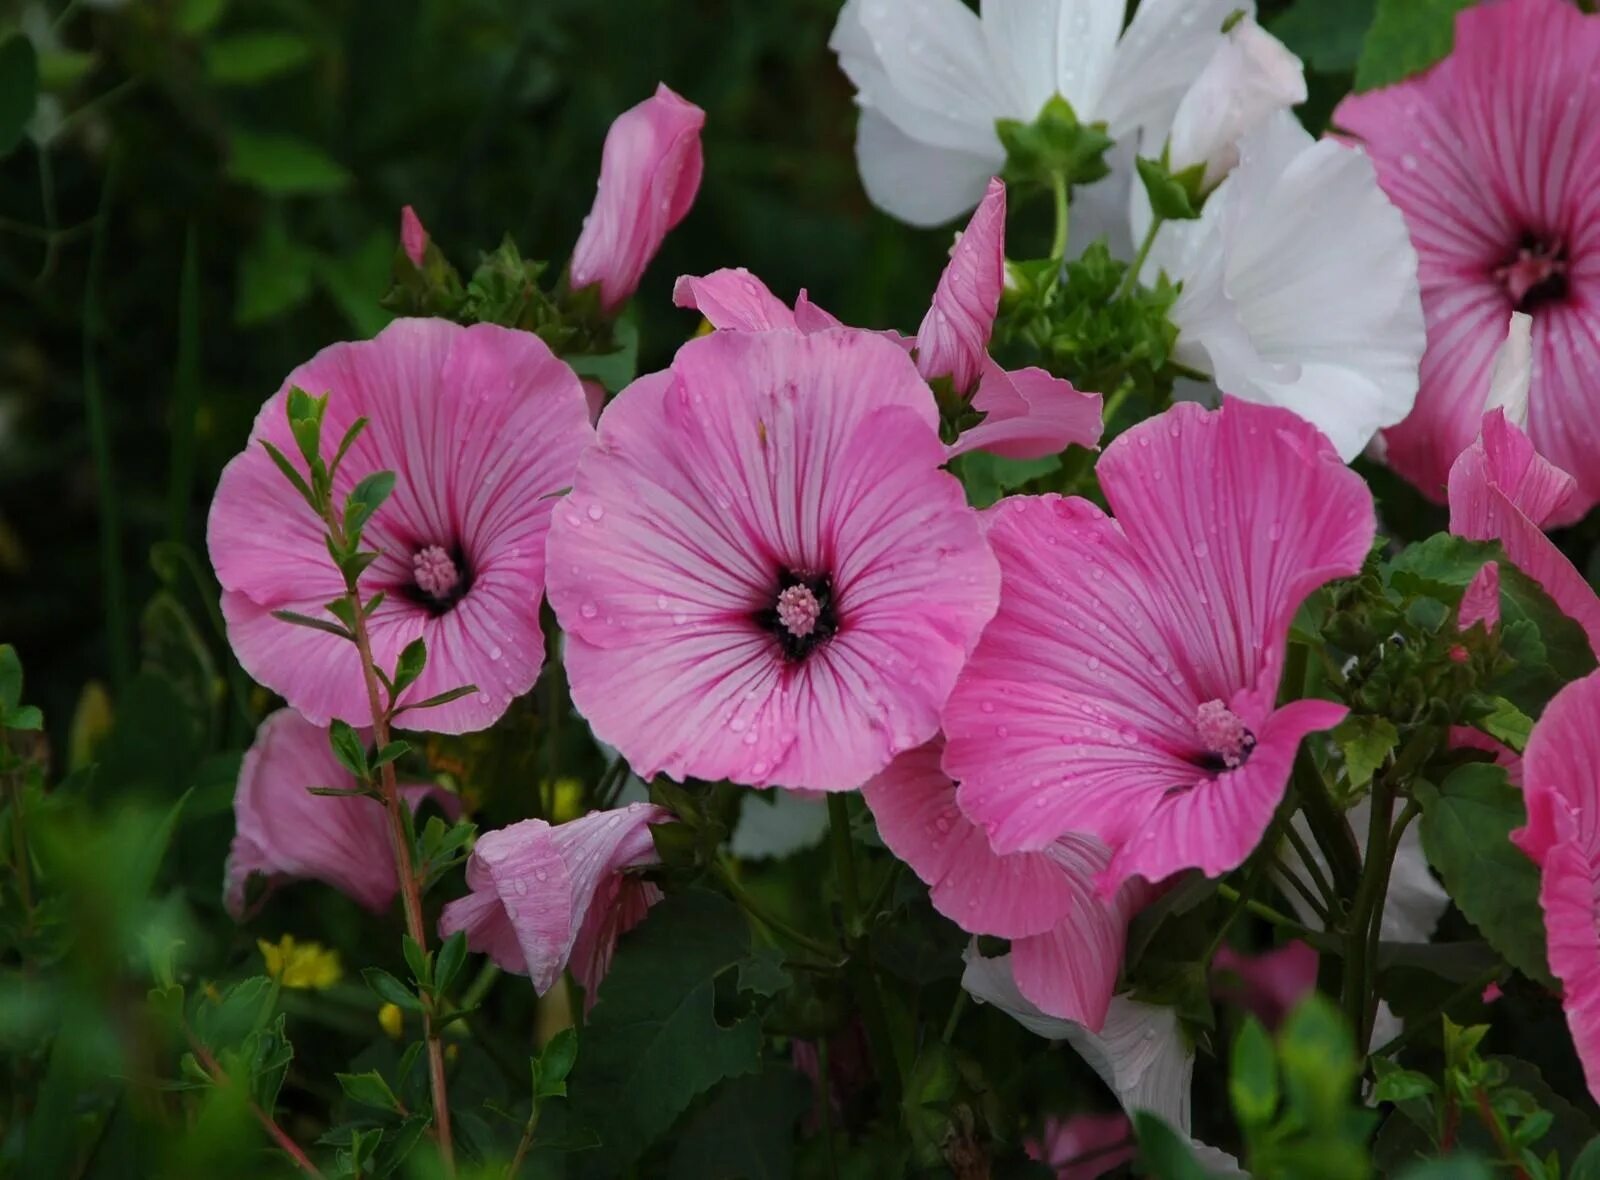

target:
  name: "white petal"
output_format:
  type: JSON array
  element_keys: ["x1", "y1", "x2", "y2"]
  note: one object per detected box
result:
[
  {"x1": 1157, "y1": 111, "x2": 1425, "y2": 462},
  {"x1": 855, "y1": 108, "x2": 1003, "y2": 227},
  {"x1": 1099, "y1": 0, "x2": 1253, "y2": 143},
  {"x1": 729, "y1": 788, "x2": 830, "y2": 860},
  {"x1": 981, "y1": 0, "x2": 1125, "y2": 121},
  {"x1": 1069, "y1": 139, "x2": 1136, "y2": 260},
  {"x1": 1484, "y1": 311, "x2": 1533, "y2": 429}
]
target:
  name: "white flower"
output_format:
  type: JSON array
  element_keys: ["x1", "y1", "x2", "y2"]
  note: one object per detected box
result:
[
  {"x1": 831, "y1": 0, "x2": 1250, "y2": 227},
  {"x1": 1167, "y1": 15, "x2": 1306, "y2": 193},
  {"x1": 962, "y1": 947, "x2": 1248, "y2": 1177},
  {"x1": 1143, "y1": 111, "x2": 1425, "y2": 462}
]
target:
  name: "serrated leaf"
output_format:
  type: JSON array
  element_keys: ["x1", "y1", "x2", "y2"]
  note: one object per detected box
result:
[
  {"x1": 1334, "y1": 714, "x2": 1398, "y2": 790},
  {"x1": 1417, "y1": 763, "x2": 1553, "y2": 987},
  {"x1": 566, "y1": 891, "x2": 765, "y2": 1177},
  {"x1": 1354, "y1": 0, "x2": 1471, "y2": 92},
  {"x1": 1371, "y1": 1058, "x2": 1436, "y2": 1103},
  {"x1": 228, "y1": 131, "x2": 350, "y2": 195}
]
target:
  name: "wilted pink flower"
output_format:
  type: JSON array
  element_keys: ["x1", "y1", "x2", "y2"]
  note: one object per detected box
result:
[
  {"x1": 569, "y1": 84, "x2": 705, "y2": 313},
  {"x1": 1448, "y1": 409, "x2": 1600, "y2": 656},
  {"x1": 399, "y1": 205, "x2": 428, "y2": 268},
  {"x1": 546, "y1": 329, "x2": 1000, "y2": 791},
  {"x1": 439, "y1": 802, "x2": 668, "y2": 1001},
  {"x1": 916, "y1": 178, "x2": 1005, "y2": 396},
  {"x1": 208, "y1": 319, "x2": 592, "y2": 734},
  {"x1": 1513, "y1": 670, "x2": 1600, "y2": 1103},
  {"x1": 943, "y1": 398, "x2": 1374, "y2": 890},
  {"x1": 1211, "y1": 941, "x2": 1318, "y2": 1030},
  {"x1": 1337, "y1": 0, "x2": 1600, "y2": 515},
  {"x1": 864, "y1": 738, "x2": 1141, "y2": 1027},
  {"x1": 1026, "y1": 1112, "x2": 1135, "y2": 1180},
  {"x1": 226, "y1": 708, "x2": 458, "y2": 918},
  {"x1": 673, "y1": 262, "x2": 1102, "y2": 461}
]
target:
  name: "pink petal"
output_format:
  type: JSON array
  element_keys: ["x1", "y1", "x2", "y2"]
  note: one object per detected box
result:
[
  {"x1": 1011, "y1": 897, "x2": 1129, "y2": 1031},
  {"x1": 549, "y1": 330, "x2": 998, "y2": 791},
  {"x1": 948, "y1": 362, "x2": 1104, "y2": 461},
  {"x1": 399, "y1": 205, "x2": 428, "y2": 268},
  {"x1": 1458, "y1": 560, "x2": 1501, "y2": 632},
  {"x1": 916, "y1": 177, "x2": 1005, "y2": 394},
  {"x1": 1211, "y1": 940, "x2": 1319, "y2": 1029},
  {"x1": 1448, "y1": 410, "x2": 1600, "y2": 656},
  {"x1": 208, "y1": 319, "x2": 592, "y2": 734},
  {"x1": 1028, "y1": 1112, "x2": 1136, "y2": 1180},
  {"x1": 569, "y1": 84, "x2": 705, "y2": 312},
  {"x1": 672, "y1": 268, "x2": 800, "y2": 332}
]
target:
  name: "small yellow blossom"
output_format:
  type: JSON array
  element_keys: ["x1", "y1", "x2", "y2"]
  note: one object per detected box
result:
[
  {"x1": 548, "y1": 778, "x2": 585, "y2": 823},
  {"x1": 378, "y1": 1003, "x2": 405, "y2": 1039},
  {"x1": 257, "y1": 935, "x2": 343, "y2": 990}
]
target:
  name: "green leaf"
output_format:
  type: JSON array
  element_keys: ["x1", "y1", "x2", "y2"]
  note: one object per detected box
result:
[
  {"x1": 270, "y1": 609, "x2": 351, "y2": 640},
  {"x1": 337, "y1": 1070, "x2": 401, "y2": 1112},
  {"x1": 565, "y1": 315, "x2": 640, "y2": 394},
  {"x1": 395, "y1": 685, "x2": 479, "y2": 715},
  {"x1": 0, "y1": 35, "x2": 39, "y2": 157},
  {"x1": 1333, "y1": 714, "x2": 1398, "y2": 790},
  {"x1": 393, "y1": 638, "x2": 427, "y2": 697},
  {"x1": 1269, "y1": 0, "x2": 1376, "y2": 73},
  {"x1": 203, "y1": 33, "x2": 313, "y2": 85},
  {"x1": 362, "y1": 968, "x2": 424, "y2": 1013},
  {"x1": 956, "y1": 450, "x2": 1061, "y2": 509},
  {"x1": 434, "y1": 930, "x2": 468, "y2": 995},
  {"x1": 667, "y1": 1067, "x2": 812, "y2": 1180},
  {"x1": 228, "y1": 131, "x2": 350, "y2": 196},
  {"x1": 236, "y1": 225, "x2": 317, "y2": 324},
  {"x1": 177, "y1": 0, "x2": 228, "y2": 35},
  {"x1": 1371, "y1": 1057, "x2": 1436, "y2": 1104},
  {"x1": 1416, "y1": 763, "x2": 1553, "y2": 987},
  {"x1": 345, "y1": 471, "x2": 395, "y2": 541},
  {"x1": 259, "y1": 441, "x2": 314, "y2": 505},
  {"x1": 536, "y1": 1027, "x2": 579, "y2": 1098},
  {"x1": 1230, "y1": 1017, "x2": 1279, "y2": 1128},
  {"x1": 1396, "y1": 1158, "x2": 1492, "y2": 1180},
  {"x1": 37, "y1": 49, "x2": 94, "y2": 91},
  {"x1": 1354, "y1": 0, "x2": 1472, "y2": 92},
  {"x1": 372, "y1": 741, "x2": 409, "y2": 770},
  {"x1": 1570, "y1": 1136, "x2": 1600, "y2": 1180},
  {"x1": 0, "y1": 643, "x2": 23, "y2": 713},
  {"x1": 1136, "y1": 156, "x2": 1201, "y2": 220},
  {"x1": 1133, "y1": 1111, "x2": 1211, "y2": 1180},
  {"x1": 1277, "y1": 995, "x2": 1360, "y2": 1125},
  {"x1": 566, "y1": 891, "x2": 767, "y2": 1177},
  {"x1": 328, "y1": 720, "x2": 368, "y2": 781},
  {"x1": 1475, "y1": 697, "x2": 1534, "y2": 754}
]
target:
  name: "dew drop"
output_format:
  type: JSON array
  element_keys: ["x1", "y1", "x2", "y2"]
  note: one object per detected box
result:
[{"x1": 580, "y1": 601, "x2": 599, "y2": 619}]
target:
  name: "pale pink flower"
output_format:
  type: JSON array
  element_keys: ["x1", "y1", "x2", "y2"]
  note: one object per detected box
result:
[
  {"x1": 943, "y1": 398, "x2": 1374, "y2": 890},
  {"x1": 863, "y1": 738, "x2": 1143, "y2": 1026},
  {"x1": 546, "y1": 329, "x2": 1000, "y2": 791},
  {"x1": 225, "y1": 708, "x2": 458, "y2": 918},
  {"x1": 1211, "y1": 941, "x2": 1317, "y2": 1029},
  {"x1": 568, "y1": 84, "x2": 705, "y2": 313},
  {"x1": 1513, "y1": 670, "x2": 1600, "y2": 1103},
  {"x1": 438, "y1": 803, "x2": 668, "y2": 1001},
  {"x1": 208, "y1": 319, "x2": 592, "y2": 734},
  {"x1": 916, "y1": 178, "x2": 1005, "y2": 396},
  {"x1": 399, "y1": 205, "x2": 428, "y2": 268},
  {"x1": 673, "y1": 258, "x2": 1102, "y2": 462},
  {"x1": 1448, "y1": 409, "x2": 1600, "y2": 657},
  {"x1": 1336, "y1": 0, "x2": 1600, "y2": 516},
  {"x1": 1026, "y1": 1112, "x2": 1135, "y2": 1180}
]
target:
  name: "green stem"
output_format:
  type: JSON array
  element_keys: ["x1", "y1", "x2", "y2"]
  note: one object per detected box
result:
[
  {"x1": 828, "y1": 795, "x2": 862, "y2": 930},
  {"x1": 816, "y1": 1037, "x2": 840, "y2": 1180},
  {"x1": 941, "y1": 991, "x2": 968, "y2": 1045},
  {"x1": 1115, "y1": 214, "x2": 1164, "y2": 299},
  {"x1": 1213, "y1": 883, "x2": 1333, "y2": 949},
  {"x1": 1049, "y1": 170, "x2": 1071, "y2": 266},
  {"x1": 717, "y1": 860, "x2": 838, "y2": 962}
]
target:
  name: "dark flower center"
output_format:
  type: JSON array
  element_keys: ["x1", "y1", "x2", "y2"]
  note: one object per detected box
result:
[
  {"x1": 408, "y1": 543, "x2": 471, "y2": 614},
  {"x1": 756, "y1": 570, "x2": 838, "y2": 662},
  {"x1": 1192, "y1": 699, "x2": 1255, "y2": 773},
  {"x1": 1496, "y1": 232, "x2": 1569, "y2": 312}
]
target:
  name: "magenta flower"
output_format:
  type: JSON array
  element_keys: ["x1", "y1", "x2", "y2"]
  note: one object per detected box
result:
[
  {"x1": 1336, "y1": 0, "x2": 1600, "y2": 515},
  {"x1": 1513, "y1": 670, "x2": 1600, "y2": 1103},
  {"x1": 546, "y1": 329, "x2": 1000, "y2": 791},
  {"x1": 1448, "y1": 409, "x2": 1600, "y2": 656},
  {"x1": 568, "y1": 84, "x2": 705, "y2": 313},
  {"x1": 399, "y1": 205, "x2": 428, "y2": 268},
  {"x1": 864, "y1": 738, "x2": 1141, "y2": 1027},
  {"x1": 942, "y1": 398, "x2": 1375, "y2": 890},
  {"x1": 208, "y1": 319, "x2": 592, "y2": 734},
  {"x1": 438, "y1": 803, "x2": 668, "y2": 1000},
  {"x1": 1025, "y1": 1112, "x2": 1135, "y2": 1180},
  {"x1": 225, "y1": 708, "x2": 458, "y2": 918}
]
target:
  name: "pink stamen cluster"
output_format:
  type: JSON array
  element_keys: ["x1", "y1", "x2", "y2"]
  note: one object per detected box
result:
[
  {"x1": 1496, "y1": 238, "x2": 1567, "y2": 308},
  {"x1": 413, "y1": 545, "x2": 461, "y2": 600},
  {"x1": 775, "y1": 584, "x2": 822, "y2": 638},
  {"x1": 1194, "y1": 699, "x2": 1252, "y2": 769}
]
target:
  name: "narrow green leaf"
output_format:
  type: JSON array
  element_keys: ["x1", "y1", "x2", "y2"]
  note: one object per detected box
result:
[
  {"x1": 362, "y1": 968, "x2": 424, "y2": 1013},
  {"x1": 393, "y1": 638, "x2": 427, "y2": 697},
  {"x1": 372, "y1": 741, "x2": 409, "y2": 770},
  {"x1": 228, "y1": 131, "x2": 351, "y2": 195},
  {"x1": 395, "y1": 685, "x2": 479, "y2": 715},
  {"x1": 328, "y1": 720, "x2": 369, "y2": 781},
  {"x1": 203, "y1": 33, "x2": 313, "y2": 85},
  {"x1": 330, "y1": 416, "x2": 367, "y2": 477},
  {"x1": 270, "y1": 609, "x2": 352, "y2": 640},
  {"x1": 259, "y1": 441, "x2": 314, "y2": 507},
  {"x1": 434, "y1": 930, "x2": 469, "y2": 996},
  {"x1": 0, "y1": 644, "x2": 23, "y2": 713},
  {"x1": 402, "y1": 935, "x2": 429, "y2": 989},
  {"x1": 345, "y1": 470, "x2": 396, "y2": 539},
  {"x1": 336, "y1": 1070, "x2": 401, "y2": 1112}
]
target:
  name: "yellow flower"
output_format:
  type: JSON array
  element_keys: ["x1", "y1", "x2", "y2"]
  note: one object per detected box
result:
[
  {"x1": 257, "y1": 935, "x2": 343, "y2": 990},
  {"x1": 378, "y1": 1003, "x2": 405, "y2": 1039},
  {"x1": 548, "y1": 778, "x2": 585, "y2": 823}
]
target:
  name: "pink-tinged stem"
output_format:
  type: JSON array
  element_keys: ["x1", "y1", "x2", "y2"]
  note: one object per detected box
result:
[{"x1": 187, "y1": 1033, "x2": 325, "y2": 1179}]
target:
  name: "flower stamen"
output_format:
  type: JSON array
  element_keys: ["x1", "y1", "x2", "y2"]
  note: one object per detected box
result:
[{"x1": 1194, "y1": 699, "x2": 1255, "y2": 771}]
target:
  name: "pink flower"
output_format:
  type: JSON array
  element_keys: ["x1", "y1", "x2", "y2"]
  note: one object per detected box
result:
[
  {"x1": 399, "y1": 205, "x2": 428, "y2": 268},
  {"x1": 1448, "y1": 409, "x2": 1600, "y2": 657},
  {"x1": 1458, "y1": 561, "x2": 1502, "y2": 634},
  {"x1": 546, "y1": 329, "x2": 1000, "y2": 791},
  {"x1": 673, "y1": 261, "x2": 1102, "y2": 462},
  {"x1": 1336, "y1": 0, "x2": 1600, "y2": 516},
  {"x1": 863, "y1": 738, "x2": 1143, "y2": 1027},
  {"x1": 568, "y1": 84, "x2": 705, "y2": 313},
  {"x1": 942, "y1": 398, "x2": 1374, "y2": 890},
  {"x1": 208, "y1": 319, "x2": 592, "y2": 734},
  {"x1": 1512, "y1": 670, "x2": 1600, "y2": 1103},
  {"x1": 1026, "y1": 1112, "x2": 1135, "y2": 1180},
  {"x1": 225, "y1": 708, "x2": 458, "y2": 918},
  {"x1": 916, "y1": 178, "x2": 1005, "y2": 396},
  {"x1": 1211, "y1": 941, "x2": 1318, "y2": 1030},
  {"x1": 439, "y1": 802, "x2": 669, "y2": 1001}
]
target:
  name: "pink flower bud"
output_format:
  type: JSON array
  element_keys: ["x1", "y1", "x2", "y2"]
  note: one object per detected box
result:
[
  {"x1": 569, "y1": 84, "x2": 706, "y2": 313},
  {"x1": 915, "y1": 177, "x2": 1005, "y2": 395},
  {"x1": 400, "y1": 205, "x2": 429, "y2": 268}
]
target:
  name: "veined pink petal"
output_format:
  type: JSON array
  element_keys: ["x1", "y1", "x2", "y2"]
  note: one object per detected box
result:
[
  {"x1": 945, "y1": 399, "x2": 1373, "y2": 889},
  {"x1": 948, "y1": 363, "x2": 1104, "y2": 461},
  {"x1": 1212, "y1": 941, "x2": 1318, "y2": 1030},
  {"x1": 549, "y1": 330, "x2": 999, "y2": 792},
  {"x1": 569, "y1": 84, "x2": 705, "y2": 312},
  {"x1": 673, "y1": 268, "x2": 800, "y2": 332},
  {"x1": 1448, "y1": 409, "x2": 1600, "y2": 656},
  {"x1": 1458, "y1": 561, "x2": 1501, "y2": 632},
  {"x1": 916, "y1": 178, "x2": 1005, "y2": 394},
  {"x1": 1513, "y1": 672, "x2": 1600, "y2": 1103},
  {"x1": 437, "y1": 803, "x2": 669, "y2": 995},
  {"x1": 1027, "y1": 1112, "x2": 1135, "y2": 1180},
  {"x1": 208, "y1": 319, "x2": 592, "y2": 734}
]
